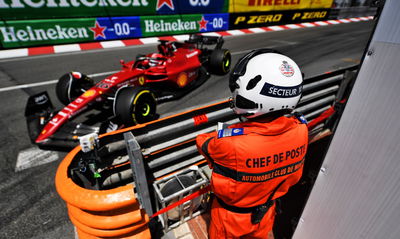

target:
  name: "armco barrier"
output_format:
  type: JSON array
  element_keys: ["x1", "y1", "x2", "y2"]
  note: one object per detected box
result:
[{"x1": 55, "y1": 65, "x2": 357, "y2": 238}]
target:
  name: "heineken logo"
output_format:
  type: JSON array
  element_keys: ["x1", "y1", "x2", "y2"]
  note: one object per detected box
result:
[
  {"x1": 0, "y1": 0, "x2": 149, "y2": 8},
  {"x1": 144, "y1": 16, "x2": 210, "y2": 33},
  {"x1": 198, "y1": 16, "x2": 208, "y2": 31},
  {"x1": 90, "y1": 21, "x2": 106, "y2": 39},
  {"x1": 0, "y1": 25, "x2": 89, "y2": 42},
  {"x1": 144, "y1": 19, "x2": 197, "y2": 33}
]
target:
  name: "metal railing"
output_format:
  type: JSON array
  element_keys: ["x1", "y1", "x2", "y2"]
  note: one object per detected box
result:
[{"x1": 62, "y1": 64, "x2": 358, "y2": 233}]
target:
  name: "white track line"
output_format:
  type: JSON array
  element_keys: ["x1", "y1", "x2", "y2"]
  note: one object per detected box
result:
[
  {"x1": 0, "y1": 70, "x2": 118, "y2": 92},
  {"x1": 139, "y1": 37, "x2": 161, "y2": 44},
  {"x1": 268, "y1": 26, "x2": 285, "y2": 31},
  {"x1": 248, "y1": 27, "x2": 266, "y2": 33},
  {"x1": 100, "y1": 40, "x2": 125, "y2": 48},
  {"x1": 226, "y1": 30, "x2": 246, "y2": 35},
  {"x1": 300, "y1": 22, "x2": 316, "y2": 27},
  {"x1": 285, "y1": 24, "x2": 302, "y2": 29},
  {"x1": 200, "y1": 32, "x2": 221, "y2": 37},
  {"x1": 0, "y1": 47, "x2": 268, "y2": 93},
  {"x1": 172, "y1": 34, "x2": 190, "y2": 41},
  {"x1": 15, "y1": 146, "x2": 59, "y2": 172},
  {"x1": 54, "y1": 44, "x2": 81, "y2": 53},
  {"x1": 0, "y1": 49, "x2": 28, "y2": 59}
]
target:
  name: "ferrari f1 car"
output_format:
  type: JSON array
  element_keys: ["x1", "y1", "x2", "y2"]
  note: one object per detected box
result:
[{"x1": 25, "y1": 35, "x2": 231, "y2": 149}]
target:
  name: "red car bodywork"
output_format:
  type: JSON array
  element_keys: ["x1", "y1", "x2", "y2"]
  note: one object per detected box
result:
[
  {"x1": 26, "y1": 35, "x2": 230, "y2": 149},
  {"x1": 36, "y1": 46, "x2": 203, "y2": 143}
]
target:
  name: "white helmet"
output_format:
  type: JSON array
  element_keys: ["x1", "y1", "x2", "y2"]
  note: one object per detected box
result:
[{"x1": 229, "y1": 49, "x2": 303, "y2": 118}]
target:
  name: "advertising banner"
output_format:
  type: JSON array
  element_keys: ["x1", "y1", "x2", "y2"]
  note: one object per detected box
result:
[
  {"x1": 0, "y1": 0, "x2": 156, "y2": 20},
  {"x1": 156, "y1": 0, "x2": 229, "y2": 14},
  {"x1": 96, "y1": 17, "x2": 141, "y2": 41},
  {"x1": 0, "y1": 19, "x2": 96, "y2": 48},
  {"x1": 229, "y1": 8, "x2": 330, "y2": 29},
  {"x1": 0, "y1": 0, "x2": 230, "y2": 20},
  {"x1": 229, "y1": 0, "x2": 334, "y2": 12},
  {"x1": 140, "y1": 13, "x2": 229, "y2": 37},
  {"x1": 0, "y1": 17, "x2": 143, "y2": 48},
  {"x1": 0, "y1": 14, "x2": 229, "y2": 48}
]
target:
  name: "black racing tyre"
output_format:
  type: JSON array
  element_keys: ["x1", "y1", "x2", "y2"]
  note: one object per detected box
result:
[
  {"x1": 209, "y1": 49, "x2": 231, "y2": 75},
  {"x1": 56, "y1": 72, "x2": 94, "y2": 106},
  {"x1": 114, "y1": 87, "x2": 157, "y2": 126}
]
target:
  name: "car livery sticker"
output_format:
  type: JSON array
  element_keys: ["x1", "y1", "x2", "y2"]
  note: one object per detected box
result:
[
  {"x1": 186, "y1": 51, "x2": 198, "y2": 58},
  {"x1": 82, "y1": 89, "x2": 96, "y2": 98},
  {"x1": 177, "y1": 72, "x2": 188, "y2": 88},
  {"x1": 139, "y1": 76, "x2": 145, "y2": 85}
]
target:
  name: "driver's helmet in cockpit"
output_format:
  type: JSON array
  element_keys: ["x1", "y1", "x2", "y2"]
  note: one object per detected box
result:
[{"x1": 148, "y1": 53, "x2": 165, "y2": 67}]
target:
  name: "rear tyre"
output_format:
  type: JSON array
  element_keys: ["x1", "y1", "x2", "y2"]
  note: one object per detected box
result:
[
  {"x1": 56, "y1": 72, "x2": 94, "y2": 106},
  {"x1": 209, "y1": 49, "x2": 231, "y2": 75},
  {"x1": 114, "y1": 87, "x2": 157, "y2": 126}
]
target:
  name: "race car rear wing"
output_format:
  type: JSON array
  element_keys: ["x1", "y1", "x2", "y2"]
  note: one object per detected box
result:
[{"x1": 186, "y1": 34, "x2": 224, "y2": 49}]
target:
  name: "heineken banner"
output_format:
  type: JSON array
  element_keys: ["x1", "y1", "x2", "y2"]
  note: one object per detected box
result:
[
  {"x1": 0, "y1": 0, "x2": 155, "y2": 20},
  {"x1": 0, "y1": 0, "x2": 229, "y2": 20},
  {"x1": 0, "y1": 17, "x2": 142, "y2": 48},
  {"x1": 140, "y1": 14, "x2": 229, "y2": 37},
  {"x1": 0, "y1": 14, "x2": 228, "y2": 48},
  {"x1": 229, "y1": 0, "x2": 334, "y2": 13},
  {"x1": 0, "y1": 19, "x2": 97, "y2": 48},
  {"x1": 96, "y1": 17, "x2": 141, "y2": 41},
  {"x1": 230, "y1": 9, "x2": 331, "y2": 29}
]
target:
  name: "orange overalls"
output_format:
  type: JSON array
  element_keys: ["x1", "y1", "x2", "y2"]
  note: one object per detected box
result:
[{"x1": 196, "y1": 115, "x2": 308, "y2": 239}]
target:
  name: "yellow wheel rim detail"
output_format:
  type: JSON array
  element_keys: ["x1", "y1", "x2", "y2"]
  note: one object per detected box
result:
[
  {"x1": 223, "y1": 52, "x2": 230, "y2": 72},
  {"x1": 132, "y1": 90, "x2": 154, "y2": 122},
  {"x1": 142, "y1": 103, "x2": 150, "y2": 116}
]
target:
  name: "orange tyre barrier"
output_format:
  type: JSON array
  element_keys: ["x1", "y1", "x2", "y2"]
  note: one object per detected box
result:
[
  {"x1": 55, "y1": 146, "x2": 151, "y2": 238},
  {"x1": 76, "y1": 227, "x2": 151, "y2": 239},
  {"x1": 67, "y1": 204, "x2": 143, "y2": 230}
]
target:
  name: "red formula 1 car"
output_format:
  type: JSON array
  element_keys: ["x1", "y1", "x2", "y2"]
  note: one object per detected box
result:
[{"x1": 25, "y1": 35, "x2": 231, "y2": 149}]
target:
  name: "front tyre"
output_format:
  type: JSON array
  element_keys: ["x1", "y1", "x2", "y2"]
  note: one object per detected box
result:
[
  {"x1": 114, "y1": 87, "x2": 157, "y2": 126},
  {"x1": 209, "y1": 49, "x2": 231, "y2": 75},
  {"x1": 56, "y1": 72, "x2": 94, "y2": 106}
]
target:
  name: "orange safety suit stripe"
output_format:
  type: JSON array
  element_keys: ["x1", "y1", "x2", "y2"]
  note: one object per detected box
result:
[{"x1": 196, "y1": 115, "x2": 308, "y2": 238}]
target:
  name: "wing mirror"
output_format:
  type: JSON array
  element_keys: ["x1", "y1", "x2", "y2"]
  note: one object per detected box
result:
[{"x1": 120, "y1": 59, "x2": 129, "y2": 68}]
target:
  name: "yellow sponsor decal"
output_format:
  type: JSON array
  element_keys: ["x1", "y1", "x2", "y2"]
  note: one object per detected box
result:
[
  {"x1": 229, "y1": 0, "x2": 334, "y2": 12},
  {"x1": 177, "y1": 72, "x2": 188, "y2": 88},
  {"x1": 292, "y1": 10, "x2": 327, "y2": 20},
  {"x1": 234, "y1": 14, "x2": 283, "y2": 25},
  {"x1": 82, "y1": 89, "x2": 96, "y2": 98}
]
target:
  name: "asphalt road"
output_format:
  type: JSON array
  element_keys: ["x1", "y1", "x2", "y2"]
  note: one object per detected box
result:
[{"x1": 0, "y1": 21, "x2": 374, "y2": 239}]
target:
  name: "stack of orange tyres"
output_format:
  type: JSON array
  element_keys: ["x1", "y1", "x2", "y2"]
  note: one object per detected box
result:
[{"x1": 55, "y1": 146, "x2": 151, "y2": 239}]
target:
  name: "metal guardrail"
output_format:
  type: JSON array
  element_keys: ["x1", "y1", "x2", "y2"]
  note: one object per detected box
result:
[{"x1": 89, "y1": 64, "x2": 359, "y2": 184}]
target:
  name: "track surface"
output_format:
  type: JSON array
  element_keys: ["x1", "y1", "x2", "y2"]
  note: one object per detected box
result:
[{"x1": 0, "y1": 21, "x2": 374, "y2": 238}]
